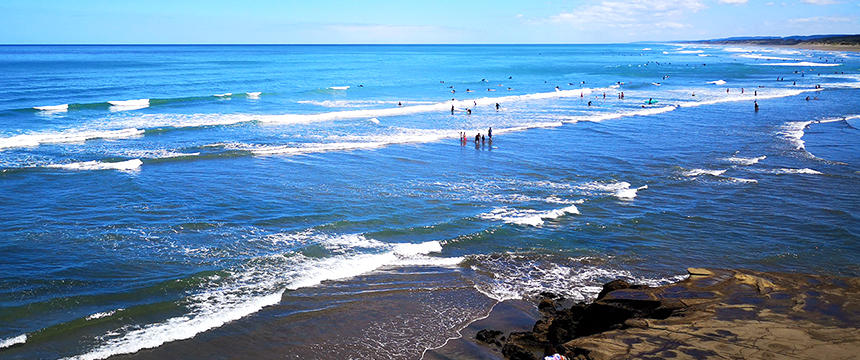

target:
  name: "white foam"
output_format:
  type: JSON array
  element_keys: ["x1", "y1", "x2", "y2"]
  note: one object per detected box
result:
[
  {"x1": 727, "y1": 177, "x2": 758, "y2": 183},
  {"x1": 108, "y1": 99, "x2": 150, "y2": 112},
  {"x1": 577, "y1": 181, "x2": 646, "y2": 201},
  {"x1": 34, "y1": 104, "x2": 69, "y2": 112},
  {"x1": 769, "y1": 168, "x2": 822, "y2": 175},
  {"x1": 246, "y1": 92, "x2": 261, "y2": 99},
  {"x1": 738, "y1": 54, "x2": 798, "y2": 61},
  {"x1": 641, "y1": 48, "x2": 652, "y2": 51},
  {"x1": 118, "y1": 149, "x2": 200, "y2": 160},
  {"x1": 470, "y1": 255, "x2": 688, "y2": 302},
  {"x1": 778, "y1": 116, "x2": 856, "y2": 158},
  {"x1": 328, "y1": 86, "x2": 350, "y2": 90},
  {"x1": 753, "y1": 61, "x2": 841, "y2": 67},
  {"x1": 677, "y1": 88, "x2": 823, "y2": 108},
  {"x1": 683, "y1": 168, "x2": 727, "y2": 177},
  {"x1": 677, "y1": 50, "x2": 704, "y2": 54},
  {"x1": 213, "y1": 93, "x2": 232, "y2": 97},
  {"x1": 87, "y1": 309, "x2": 122, "y2": 321},
  {"x1": 707, "y1": 80, "x2": 727, "y2": 85},
  {"x1": 0, "y1": 128, "x2": 144, "y2": 151},
  {"x1": 724, "y1": 155, "x2": 766, "y2": 166},
  {"x1": 478, "y1": 205, "x2": 579, "y2": 227},
  {"x1": 68, "y1": 232, "x2": 454, "y2": 360},
  {"x1": 47, "y1": 159, "x2": 142, "y2": 171},
  {"x1": 0, "y1": 334, "x2": 26, "y2": 349},
  {"x1": 368, "y1": 117, "x2": 380, "y2": 124},
  {"x1": 724, "y1": 47, "x2": 754, "y2": 53},
  {"x1": 698, "y1": 54, "x2": 710, "y2": 57},
  {"x1": 298, "y1": 100, "x2": 435, "y2": 108},
  {"x1": 563, "y1": 105, "x2": 677, "y2": 123},
  {"x1": 256, "y1": 88, "x2": 602, "y2": 126}
]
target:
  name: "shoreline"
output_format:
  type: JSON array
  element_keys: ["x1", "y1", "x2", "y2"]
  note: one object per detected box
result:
[
  {"x1": 439, "y1": 268, "x2": 859, "y2": 360},
  {"x1": 694, "y1": 42, "x2": 860, "y2": 52}
]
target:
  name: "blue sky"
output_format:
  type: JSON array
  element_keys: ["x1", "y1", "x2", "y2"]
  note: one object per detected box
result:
[{"x1": 1, "y1": 0, "x2": 858, "y2": 44}]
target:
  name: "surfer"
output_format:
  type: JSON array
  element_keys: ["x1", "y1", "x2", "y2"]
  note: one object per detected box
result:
[
  {"x1": 467, "y1": 108, "x2": 472, "y2": 115},
  {"x1": 495, "y1": 103, "x2": 500, "y2": 111},
  {"x1": 398, "y1": 101, "x2": 402, "y2": 107},
  {"x1": 588, "y1": 101, "x2": 592, "y2": 106},
  {"x1": 451, "y1": 105, "x2": 455, "y2": 115},
  {"x1": 488, "y1": 127, "x2": 492, "y2": 139},
  {"x1": 754, "y1": 101, "x2": 759, "y2": 112}
]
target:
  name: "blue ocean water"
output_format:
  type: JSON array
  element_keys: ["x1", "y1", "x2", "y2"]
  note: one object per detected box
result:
[{"x1": 0, "y1": 44, "x2": 858, "y2": 359}]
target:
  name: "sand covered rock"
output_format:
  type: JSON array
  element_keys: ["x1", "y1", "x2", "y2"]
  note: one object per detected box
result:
[{"x1": 476, "y1": 269, "x2": 860, "y2": 360}]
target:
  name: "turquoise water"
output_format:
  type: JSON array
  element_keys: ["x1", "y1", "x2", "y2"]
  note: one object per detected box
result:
[{"x1": 0, "y1": 44, "x2": 858, "y2": 359}]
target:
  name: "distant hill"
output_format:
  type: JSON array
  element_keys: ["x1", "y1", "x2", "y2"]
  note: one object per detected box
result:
[{"x1": 693, "y1": 34, "x2": 860, "y2": 46}]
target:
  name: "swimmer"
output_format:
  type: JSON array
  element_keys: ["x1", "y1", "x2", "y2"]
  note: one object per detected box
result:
[
  {"x1": 398, "y1": 101, "x2": 402, "y2": 107},
  {"x1": 587, "y1": 101, "x2": 592, "y2": 106},
  {"x1": 467, "y1": 108, "x2": 472, "y2": 115}
]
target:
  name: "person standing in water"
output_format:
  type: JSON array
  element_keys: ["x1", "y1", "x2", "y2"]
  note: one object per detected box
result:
[
  {"x1": 495, "y1": 103, "x2": 500, "y2": 111},
  {"x1": 488, "y1": 127, "x2": 492, "y2": 139},
  {"x1": 451, "y1": 105, "x2": 455, "y2": 115},
  {"x1": 754, "y1": 101, "x2": 759, "y2": 112}
]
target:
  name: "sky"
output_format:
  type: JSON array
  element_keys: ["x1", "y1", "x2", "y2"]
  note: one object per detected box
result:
[{"x1": 0, "y1": 0, "x2": 858, "y2": 44}]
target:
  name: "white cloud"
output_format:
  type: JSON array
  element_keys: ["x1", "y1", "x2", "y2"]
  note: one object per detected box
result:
[
  {"x1": 546, "y1": 0, "x2": 705, "y2": 30},
  {"x1": 788, "y1": 16, "x2": 853, "y2": 23},
  {"x1": 719, "y1": 0, "x2": 748, "y2": 4},
  {"x1": 801, "y1": 0, "x2": 837, "y2": 4}
]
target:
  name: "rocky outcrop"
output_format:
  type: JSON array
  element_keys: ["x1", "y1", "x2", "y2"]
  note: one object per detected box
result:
[{"x1": 476, "y1": 268, "x2": 860, "y2": 360}]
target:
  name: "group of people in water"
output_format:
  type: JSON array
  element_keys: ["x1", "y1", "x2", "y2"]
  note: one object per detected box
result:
[
  {"x1": 436, "y1": 67, "x2": 838, "y2": 146},
  {"x1": 460, "y1": 127, "x2": 493, "y2": 147}
]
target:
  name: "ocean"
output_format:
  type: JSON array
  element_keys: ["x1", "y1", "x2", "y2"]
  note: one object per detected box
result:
[{"x1": 0, "y1": 44, "x2": 857, "y2": 359}]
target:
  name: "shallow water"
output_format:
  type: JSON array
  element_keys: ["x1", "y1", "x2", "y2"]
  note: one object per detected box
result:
[{"x1": 0, "y1": 44, "x2": 857, "y2": 359}]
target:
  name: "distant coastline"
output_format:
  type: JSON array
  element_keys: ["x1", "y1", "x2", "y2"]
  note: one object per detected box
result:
[{"x1": 691, "y1": 34, "x2": 860, "y2": 52}]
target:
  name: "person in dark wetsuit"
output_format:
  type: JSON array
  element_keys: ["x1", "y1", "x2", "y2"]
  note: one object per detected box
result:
[
  {"x1": 495, "y1": 103, "x2": 500, "y2": 111},
  {"x1": 754, "y1": 101, "x2": 759, "y2": 112},
  {"x1": 451, "y1": 105, "x2": 455, "y2": 115},
  {"x1": 466, "y1": 108, "x2": 472, "y2": 115},
  {"x1": 488, "y1": 127, "x2": 492, "y2": 139},
  {"x1": 475, "y1": 133, "x2": 480, "y2": 145}
]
